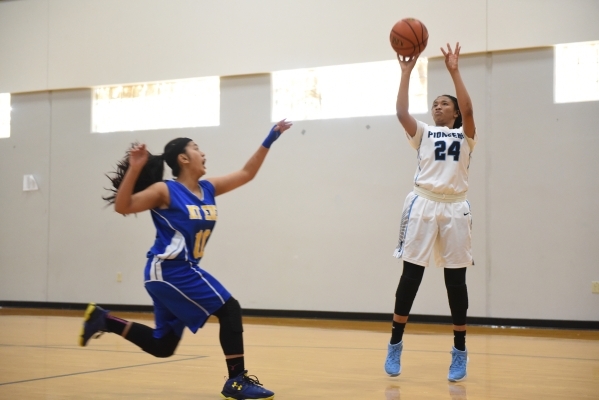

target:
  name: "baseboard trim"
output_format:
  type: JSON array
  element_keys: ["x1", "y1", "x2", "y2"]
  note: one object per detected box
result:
[{"x1": 1, "y1": 300, "x2": 597, "y2": 330}]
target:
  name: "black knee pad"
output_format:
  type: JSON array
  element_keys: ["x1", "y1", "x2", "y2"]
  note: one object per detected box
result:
[
  {"x1": 394, "y1": 275, "x2": 423, "y2": 316},
  {"x1": 215, "y1": 297, "x2": 243, "y2": 333},
  {"x1": 446, "y1": 283, "x2": 468, "y2": 326},
  {"x1": 214, "y1": 297, "x2": 245, "y2": 355},
  {"x1": 127, "y1": 326, "x2": 180, "y2": 358},
  {"x1": 403, "y1": 261, "x2": 425, "y2": 280},
  {"x1": 151, "y1": 331, "x2": 181, "y2": 358},
  {"x1": 444, "y1": 267, "x2": 466, "y2": 286}
]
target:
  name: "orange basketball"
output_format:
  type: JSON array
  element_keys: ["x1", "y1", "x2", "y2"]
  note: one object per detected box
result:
[{"x1": 390, "y1": 18, "x2": 429, "y2": 58}]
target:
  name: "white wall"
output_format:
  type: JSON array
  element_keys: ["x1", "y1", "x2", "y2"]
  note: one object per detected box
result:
[
  {"x1": 0, "y1": 92, "x2": 51, "y2": 301},
  {"x1": 0, "y1": 1, "x2": 598, "y2": 322},
  {"x1": 1, "y1": 0, "x2": 598, "y2": 93},
  {"x1": 487, "y1": 48, "x2": 599, "y2": 320}
]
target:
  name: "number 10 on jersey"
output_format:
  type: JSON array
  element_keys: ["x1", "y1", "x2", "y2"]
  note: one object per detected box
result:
[{"x1": 194, "y1": 229, "x2": 211, "y2": 258}]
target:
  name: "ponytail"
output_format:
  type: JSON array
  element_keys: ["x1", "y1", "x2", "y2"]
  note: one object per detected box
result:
[
  {"x1": 103, "y1": 137, "x2": 192, "y2": 205},
  {"x1": 102, "y1": 144, "x2": 165, "y2": 205}
]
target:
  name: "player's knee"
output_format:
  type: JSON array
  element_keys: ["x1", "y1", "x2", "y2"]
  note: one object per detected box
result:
[
  {"x1": 446, "y1": 284, "x2": 468, "y2": 309},
  {"x1": 214, "y1": 297, "x2": 244, "y2": 355},
  {"x1": 152, "y1": 347, "x2": 175, "y2": 358},
  {"x1": 394, "y1": 274, "x2": 423, "y2": 315},
  {"x1": 150, "y1": 331, "x2": 180, "y2": 358},
  {"x1": 446, "y1": 283, "x2": 468, "y2": 325},
  {"x1": 215, "y1": 297, "x2": 244, "y2": 333},
  {"x1": 444, "y1": 267, "x2": 466, "y2": 286},
  {"x1": 402, "y1": 261, "x2": 425, "y2": 281}
]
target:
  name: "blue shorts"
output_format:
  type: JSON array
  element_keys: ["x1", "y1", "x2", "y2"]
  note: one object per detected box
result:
[{"x1": 144, "y1": 257, "x2": 231, "y2": 339}]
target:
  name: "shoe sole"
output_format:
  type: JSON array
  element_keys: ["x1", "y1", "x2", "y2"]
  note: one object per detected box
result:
[
  {"x1": 386, "y1": 369, "x2": 401, "y2": 377},
  {"x1": 448, "y1": 373, "x2": 467, "y2": 382},
  {"x1": 78, "y1": 303, "x2": 97, "y2": 347},
  {"x1": 221, "y1": 395, "x2": 274, "y2": 400}
]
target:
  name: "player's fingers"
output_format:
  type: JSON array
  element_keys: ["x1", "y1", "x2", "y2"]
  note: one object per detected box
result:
[
  {"x1": 455, "y1": 42, "x2": 461, "y2": 56},
  {"x1": 440, "y1": 47, "x2": 447, "y2": 57},
  {"x1": 447, "y1": 43, "x2": 453, "y2": 54}
]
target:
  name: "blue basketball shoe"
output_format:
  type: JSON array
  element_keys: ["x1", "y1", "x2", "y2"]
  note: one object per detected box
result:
[
  {"x1": 384, "y1": 341, "x2": 403, "y2": 376},
  {"x1": 448, "y1": 347, "x2": 468, "y2": 382},
  {"x1": 79, "y1": 303, "x2": 108, "y2": 347},
  {"x1": 221, "y1": 370, "x2": 274, "y2": 400}
]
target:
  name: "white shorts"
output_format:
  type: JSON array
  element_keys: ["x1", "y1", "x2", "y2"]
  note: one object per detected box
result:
[{"x1": 393, "y1": 192, "x2": 473, "y2": 268}]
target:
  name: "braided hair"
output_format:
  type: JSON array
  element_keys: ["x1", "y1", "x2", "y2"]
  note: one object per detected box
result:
[{"x1": 103, "y1": 138, "x2": 192, "y2": 205}]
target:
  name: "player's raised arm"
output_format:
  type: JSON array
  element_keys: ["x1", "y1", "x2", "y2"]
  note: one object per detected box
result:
[
  {"x1": 441, "y1": 43, "x2": 475, "y2": 139},
  {"x1": 396, "y1": 55, "x2": 419, "y2": 137},
  {"x1": 207, "y1": 119, "x2": 293, "y2": 196}
]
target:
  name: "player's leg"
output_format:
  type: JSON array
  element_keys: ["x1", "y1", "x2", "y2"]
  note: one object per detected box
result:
[
  {"x1": 213, "y1": 297, "x2": 245, "y2": 377},
  {"x1": 79, "y1": 300, "x2": 182, "y2": 358},
  {"x1": 212, "y1": 297, "x2": 274, "y2": 400},
  {"x1": 385, "y1": 261, "x2": 425, "y2": 376},
  {"x1": 387, "y1": 195, "x2": 437, "y2": 376},
  {"x1": 444, "y1": 267, "x2": 468, "y2": 381},
  {"x1": 166, "y1": 265, "x2": 273, "y2": 400},
  {"x1": 392, "y1": 261, "x2": 426, "y2": 342},
  {"x1": 444, "y1": 267, "x2": 468, "y2": 350},
  {"x1": 436, "y1": 201, "x2": 472, "y2": 381}
]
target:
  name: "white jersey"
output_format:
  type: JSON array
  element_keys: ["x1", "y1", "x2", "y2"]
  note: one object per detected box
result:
[{"x1": 407, "y1": 120, "x2": 477, "y2": 195}]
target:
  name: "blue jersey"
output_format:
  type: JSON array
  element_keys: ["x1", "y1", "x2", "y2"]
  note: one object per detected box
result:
[{"x1": 148, "y1": 180, "x2": 217, "y2": 264}]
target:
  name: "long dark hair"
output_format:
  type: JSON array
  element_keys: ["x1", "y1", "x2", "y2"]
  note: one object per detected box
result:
[
  {"x1": 441, "y1": 94, "x2": 462, "y2": 129},
  {"x1": 103, "y1": 138, "x2": 192, "y2": 205}
]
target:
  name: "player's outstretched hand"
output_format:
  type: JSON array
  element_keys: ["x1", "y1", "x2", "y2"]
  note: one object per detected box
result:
[
  {"x1": 274, "y1": 119, "x2": 293, "y2": 133},
  {"x1": 128, "y1": 143, "x2": 149, "y2": 170},
  {"x1": 262, "y1": 119, "x2": 293, "y2": 148},
  {"x1": 441, "y1": 42, "x2": 461, "y2": 73}
]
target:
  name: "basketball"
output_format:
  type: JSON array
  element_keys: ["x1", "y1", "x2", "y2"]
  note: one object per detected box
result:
[{"x1": 390, "y1": 18, "x2": 429, "y2": 58}]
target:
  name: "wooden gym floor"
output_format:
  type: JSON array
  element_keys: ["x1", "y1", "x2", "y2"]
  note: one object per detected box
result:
[{"x1": 0, "y1": 308, "x2": 597, "y2": 399}]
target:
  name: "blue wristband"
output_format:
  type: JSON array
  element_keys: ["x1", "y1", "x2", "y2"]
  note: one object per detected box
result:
[{"x1": 262, "y1": 125, "x2": 281, "y2": 149}]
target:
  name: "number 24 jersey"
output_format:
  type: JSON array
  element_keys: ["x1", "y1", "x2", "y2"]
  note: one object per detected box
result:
[{"x1": 407, "y1": 120, "x2": 478, "y2": 195}]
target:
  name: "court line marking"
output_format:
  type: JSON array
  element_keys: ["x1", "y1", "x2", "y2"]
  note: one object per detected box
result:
[
  {"x1": 2, "y1": 341, "x2": 596, "y2": 363},
  {"x1": 205, "y1": 344, "x2": 599, "y2": 363},
  {"x1": 0, "y1": 355, "x2": 206, "y2": 386}
]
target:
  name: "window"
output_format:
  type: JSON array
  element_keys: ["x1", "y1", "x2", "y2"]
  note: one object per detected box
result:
[
  {"x1": 272, "y1": 59, "x2": 428, "y2": 121},
  {"x1": 92, "y1": 77, "x2": 220, "y2": 133},
  {"x1": 0, "y1": 93, "x2": 10, "y2": 138},
  {"x1": 555, "y1": 41, "x2": 599, "y2": 103}
]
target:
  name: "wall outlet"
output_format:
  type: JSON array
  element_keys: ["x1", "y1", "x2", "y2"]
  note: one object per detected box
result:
[
  {"x1": 117, "y1": 272, "x2": 122, "y2": 283},
  {"x1": 592, "y1": 281, "x2": 599, "y2": 294}
]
